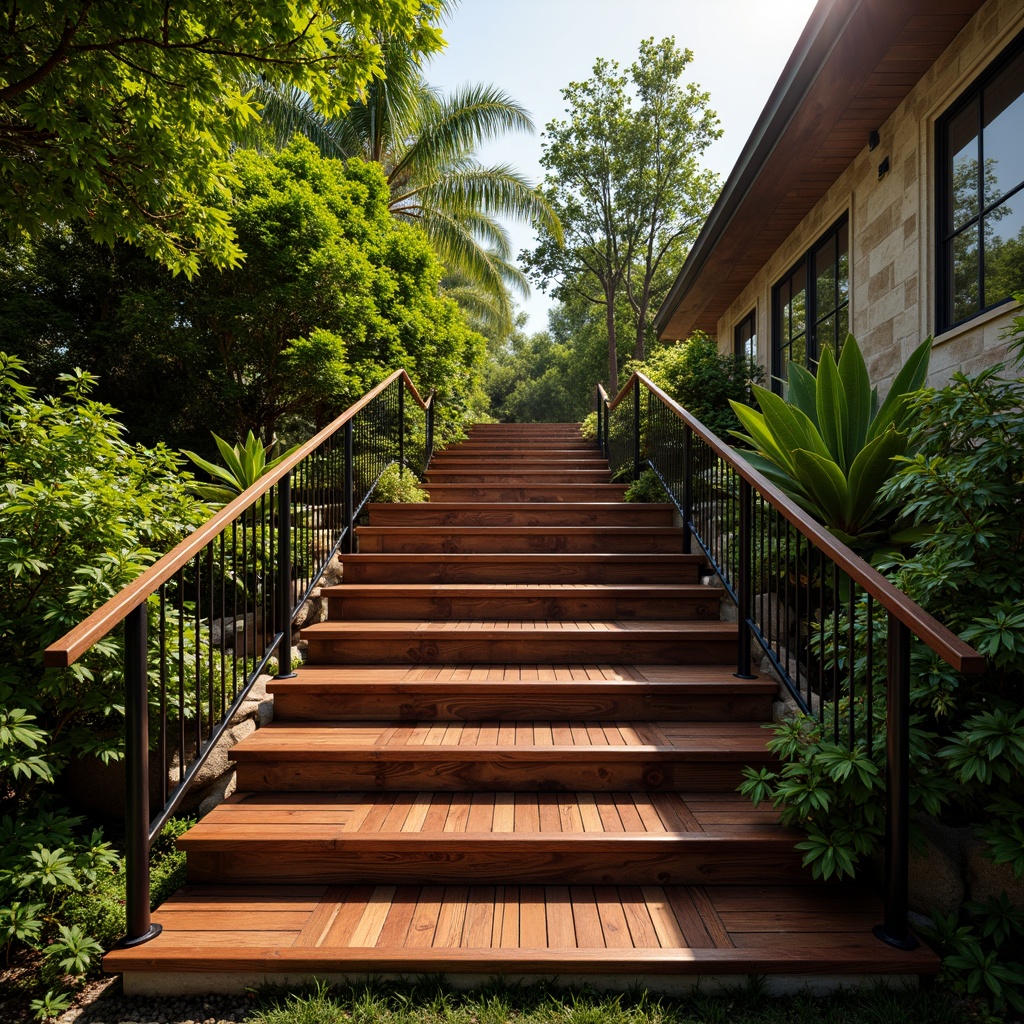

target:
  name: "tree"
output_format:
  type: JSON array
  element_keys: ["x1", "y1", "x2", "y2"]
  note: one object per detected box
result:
[
  {"x1": 252, "y1": 33, "x2": 562, "y2": 338},
  {"x1": 0, "y1": 1, "x2": 445, "y2": 275},
  {"x1": 523, "y1": 37, "x2": 721, "y2": 386},
  {"x1": 0, "y1": 139, "x2": 487, "y2": 449}
]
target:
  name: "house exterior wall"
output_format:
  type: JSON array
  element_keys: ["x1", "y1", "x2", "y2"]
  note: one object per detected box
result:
[{"x1": 715, "y1": 0, "x2": 1024, "y2": 391}]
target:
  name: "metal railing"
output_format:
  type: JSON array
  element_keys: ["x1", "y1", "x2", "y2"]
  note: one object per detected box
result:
[
  {"x1": 44, "y1": 370, "x2": 434, "y2": 947},
  {"x1": 598, "y1": 373, "x2": 985, "y2": 949}
]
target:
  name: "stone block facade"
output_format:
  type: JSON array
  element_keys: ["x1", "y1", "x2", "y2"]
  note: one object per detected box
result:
[{"x1": 715, "y1": 0, "x2": 1024, "y2": 391}]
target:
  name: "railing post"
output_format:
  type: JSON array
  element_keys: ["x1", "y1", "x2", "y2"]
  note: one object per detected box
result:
[
  {"x1": 596, "y1": 389, "x2": 603, "y2": 455},
  {"x1": 602, "y1": 396, "x2": 610, "y2": 461},
  {"x1": 633, "y1": 378, "x2": 642, "y2": 481},
  {"x1": 118, "y1": 604, "x2": 161, "y2": 947},
  {"x1": 682, "y1": 424, "x2": 693, "y2": 555},
  {"x1": 874, "y1": 615, "x2": 918, "y2": 950},
  {"x1": 342, "y1": 419, "x2": 355, "y2": 554},
  {"x1": 276, "y1": 472, "x2": 296, "y2": 679},
  {"x1": 426, "y1": 393, "x2": 435, "y2": 469},
  {"x1": 398, "y1": 383, "x2": 405, "y2": 471},
  {"x1": 735, "y1": 477, "x2": 755, "y2": 679}
]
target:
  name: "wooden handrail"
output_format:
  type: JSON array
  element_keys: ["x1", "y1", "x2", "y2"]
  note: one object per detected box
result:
[
  {"x1": 605, "y1": 371, "x2": 985, "y2": 674},
  {"x1": 44, "y1": 369, "x2": 429, "y2": 669}
]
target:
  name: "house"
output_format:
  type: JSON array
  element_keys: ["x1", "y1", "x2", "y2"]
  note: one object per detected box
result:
[{"x1": 654, "y1": 0, "x2": 1023, "y2": 391}]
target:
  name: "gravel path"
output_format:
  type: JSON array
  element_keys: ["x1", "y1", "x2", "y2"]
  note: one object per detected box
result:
[{"x1": 59, "y1": 983, "x2": 263, "y2": 1024}]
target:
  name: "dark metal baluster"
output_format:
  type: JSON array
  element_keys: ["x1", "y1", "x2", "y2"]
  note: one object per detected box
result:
[
  {"x1": 866, "y1": 595, "x2": 875, "y2": 758},
  {"x1": 277, "y1": 471, "x2": 295, "y2": 679},
  {"x1": 119, "y1": 604, "x2": 161, "y2": 947},
  {"x1": 874, "y1": 615, "x2": 917, "y2": 950},
  {"x1": 736, "y1": 478, "x2": 755, "y2": 678}
]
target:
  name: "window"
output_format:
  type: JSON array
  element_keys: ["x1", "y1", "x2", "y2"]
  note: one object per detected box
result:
[
  {"x1": 734, "y1": 309, "x2": 757, "y2": 361},
  {"x1": 937, "y1": 33, "x2": 1024, "y2": 331},
  {"x1": 771, "y1": 215, "x2": 849, "y2": 391}
]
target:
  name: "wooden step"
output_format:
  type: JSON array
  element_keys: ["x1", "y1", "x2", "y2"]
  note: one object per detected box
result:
[
  {"x1": 424, "y1": 470, "x2": 612, "y2": 484},
  {"x1": 323, "y1": 583, "x2": 718, "y2": 621},
  {"x1": 438, "y1": 443, "x2": 599, "y2": 453},
  {"x1": 105, "y1": 882, "x2": 939, "y2": 986},
  {"x1": 301, "y1": 620, "x2": 738, "y2": 665},
  {"x1": 421, "y1": 485, "x2": 628, "y2": 502},
  {"x1": 338, "y1": 553, "x2": 705, "y2": 584},
  {"x1": 229, "y1": 719, "x2": 772, "y2": 792},
  {"x1": 428, "y1": 457, "x2": 608, "y2": 469},
  {"x1": 365, "y1": 503, "x2": 677, "y2": 526},
  {"x1": 355, "y1": 526, "x2": 685, "y2": 554},
  {"x1": 179, "y1": 791, "x2": 803, "y2": 886},
  {"x1": 268, "y1": 665, "x2": 774, "y2": 721}
]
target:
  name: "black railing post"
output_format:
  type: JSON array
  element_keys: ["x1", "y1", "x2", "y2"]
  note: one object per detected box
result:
[
  {"x1": 682, "y1": 424, "x2": 693, "y2": 555},
  {"x1": 735, "y1": 477, "x2": 755, "y2": 679},
  {"x1": 426, "y1": 393, "x2": 435, "y2": 469},
  {"x1": 602, "y1": 396, "x2": 610, "y2": 461},
  {"x1": 874, "y1": 615, "x2": 918, "y2": 950},
  {"x1": 633, "y1": 378, "x2": 642, "y2": 481},
  {"x1": 119, "y1": 604, "x2": 161, "y2": 947},
  {"x1": 342, "y1": 419, "x2": 355, "y2": 554},
  {"x1": 276, "y1": 473, "x2": 296, "y2": 679},
  {"x1": 596, "y1": 389, "x2": 603, "y2": 455},
  {"x1": 398, "y1": 383, "x2": 405, "y2": 470}
]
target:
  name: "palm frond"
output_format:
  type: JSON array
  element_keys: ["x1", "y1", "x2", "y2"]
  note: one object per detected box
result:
[{"x1": 243, "y1": 76, "x2": 348, "y2": 157}]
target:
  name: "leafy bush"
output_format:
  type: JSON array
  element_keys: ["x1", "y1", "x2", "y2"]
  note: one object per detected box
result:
[
  {"x1": 730, "y1": 333, "x2": 931, "y2": 548},
  {"x1": 0, "y1": 354, "x2": 207, "y2": 1004},
  {"x1": 628, "y1": 333, "x2": 763, "y2": 438},
  {"x1": 372, "y1": 463, "x2": 428, "y2": 503},
  {"x1": 184, "y1": 431, "x2": 300, "y2": 504},
  {"x1": 741, "y1": 318, "x2": 1024, "y2": 1012},
  {"x1": 624, "y1": 468, "x2": 670, "y2": 503}
]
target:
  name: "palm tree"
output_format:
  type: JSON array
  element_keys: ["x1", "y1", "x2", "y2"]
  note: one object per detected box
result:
[{"x1": 247, "y1": 37, "x2": 561, "y2": 337}]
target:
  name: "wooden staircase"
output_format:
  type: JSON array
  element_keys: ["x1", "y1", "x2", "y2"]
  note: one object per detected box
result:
[{"x1": 106, "y1": 422, "x2": 938, "y2": 993}]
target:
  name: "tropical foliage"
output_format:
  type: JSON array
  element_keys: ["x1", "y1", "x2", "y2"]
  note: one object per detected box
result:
[
  {"x1": 0, "y1": 140, "x2": 487, "y2": 452},
  {"x1": 729, "y1": 334, "x2": 931, "y2": 547},
  {"x1": 253, "y1": 31, "x2": 560, "y2": 338},
  {"x1": 0, "y1": 1, "x2": 445, "y2": 275},
  {"x1": 184, "y1": 432, "x2": 301, "y2": 505}
]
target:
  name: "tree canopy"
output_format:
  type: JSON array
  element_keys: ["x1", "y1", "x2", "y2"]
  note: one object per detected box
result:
[
  {"x1": 0, "y1": 139, "x2": 487, "y2": 449},
  {"x1": 0, "y1": 0, "x2": 445, "y2": 275},
  {"x1": 523, "y1": 37, "x2": 721, "y2": 387}
]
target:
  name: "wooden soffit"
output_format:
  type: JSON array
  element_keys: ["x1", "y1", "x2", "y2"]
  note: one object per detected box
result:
[{"x1": 655, "y1": 0, "x2": 987, "y2": 341}]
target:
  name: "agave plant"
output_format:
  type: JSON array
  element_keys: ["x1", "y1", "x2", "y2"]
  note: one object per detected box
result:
[
  {"x1": 183, "y1": 431, "x2": 300, "y2": 505},
  {"x1": 729, "y1": 334, "x2": 931, "y2": 547}
]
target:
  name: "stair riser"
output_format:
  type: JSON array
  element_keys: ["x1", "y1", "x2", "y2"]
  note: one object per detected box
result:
[
  {"x1": 304, "y1": 636, "x2": 738, "y2": 665},
  {"x1": 234, "y1": 757, "x2": 768, "y2": 793},
  {"x1": 327, "y1": 594, "x2": 717, "y2": 621},
  {"x1": 428, "y1": 459, "x2": 608, "y2": 469},
  {"x1": 341, "y1": 561, "x2": 701, "y2": 584},
  {"x1": 424, "y1": 473, "x2": 612, "y2": 484},
  {"x1": 355, "y1": 533, "x2": 683, "y2": 554},
  {"x1": 185, "y1": 841, "x2": 804, "y2": 886},
  {"x1": 421, "y1": 486, "x2": 628, "y2": 502},
  {"x1": 365, "y1": 505, "x2": 676, "y2": 526},
  {"x1": 273, "y1": 691, "x2": 772, "y2": 722},
  {"x1": 443, "y1": 443, "x2": 597, "y2": 452}
]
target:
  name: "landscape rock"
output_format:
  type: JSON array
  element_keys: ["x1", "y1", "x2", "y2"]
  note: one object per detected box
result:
[
  {"x1": 908, "y1": 819, "x2": 965, "y2": 917},
  {"x1": 965, "y1": 835, "x2": 1024, "y2": 910}
]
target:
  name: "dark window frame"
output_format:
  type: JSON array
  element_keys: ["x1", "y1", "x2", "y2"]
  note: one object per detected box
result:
[
  {"x1": 734, "y1": 308, "x2": 757, "y2": 361},
  {"x1": 771, "y1": 213, "x2": 849, "y2": 392},
  {"x1": 936, "y1": 29, "x2": 1024, "y2": 333}
]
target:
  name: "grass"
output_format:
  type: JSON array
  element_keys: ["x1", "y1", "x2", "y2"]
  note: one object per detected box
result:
[{"x1": 245, "y1": 977, "x2": 989, "y2": 1024}]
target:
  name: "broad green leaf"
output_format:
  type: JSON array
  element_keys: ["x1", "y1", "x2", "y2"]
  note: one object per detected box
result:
[
  {"x1": 815, "y1": 346, "x2": 849, "y2": 469},
  {"x1": 837, "y1": 333, "x2": 871, "y2": 455},
  {"x1": 869, "y1": 336, "x2": 932, "y2": 439},
  {"x1": 756, "y1": 386, "x2": 832, "y2": 462},
  {"x1": 729, "y1": 401, "x2": 798, "y2": 474},
  {"x1": 786, "y1": 362, "x2": 819, "y2": 429},
  {"x1": 791, "y1": 448, "x2": 850, "y2": 526},
  {"x1": 846, "y1": 426, "x2": 908, "y2": 528}
]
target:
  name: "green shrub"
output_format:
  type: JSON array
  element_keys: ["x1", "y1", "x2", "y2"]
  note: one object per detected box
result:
[
  {"x1": 624, "y1": 469, "x2": 670, "y2": 503},
  {"x1": 628, "y1": 333, "x2": 763, "y2": 438},
  {"x1": 741, "y1": 316, "x2": 1024, "y2": 1014},
  {"x1": 372, "y1": 463, "x2": 427, "y2": 502}
]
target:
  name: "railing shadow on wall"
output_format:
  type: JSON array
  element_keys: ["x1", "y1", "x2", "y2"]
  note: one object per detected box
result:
[
  {"x1": 44, "y1": 370, "x2": 434, "y2": 947},
  {"x1": 597, "y1": 372, "x2": 985, "y2": 950}
]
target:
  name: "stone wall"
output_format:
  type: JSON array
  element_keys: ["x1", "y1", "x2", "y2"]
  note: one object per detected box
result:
[{"x1": 716, "y1": 0, "x2": 1024, "y2": 391}]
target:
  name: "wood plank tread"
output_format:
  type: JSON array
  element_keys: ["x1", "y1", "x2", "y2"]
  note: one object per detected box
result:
[{"x1": 104, "y1": 883, "x2": 938, "y2": 974}]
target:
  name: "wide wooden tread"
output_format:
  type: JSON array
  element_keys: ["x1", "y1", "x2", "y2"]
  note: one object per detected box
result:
[
  {"x1": 230, "y1": 719, "x2": 771, "y2": 759},
  {"x1": 364, "y1": 502, "x2": 677, "y2": 526},
  {"x1": 354, "y1": 526, "x2": 685, "y2": 554},
  {"x1": 105, "y1": 883, "x2": 939, "y2": 975}
]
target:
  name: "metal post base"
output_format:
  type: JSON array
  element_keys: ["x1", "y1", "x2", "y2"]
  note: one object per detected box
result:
[
  {"x1": 872, "y1": 923, "x2": 919, "y2": 951},
  {"x1": 275, "y1": 671, "x2": 298, "y2": 680},
  {"x1": 733, "y1": 671, "x2": 757, "y2": 680},
  {"x1": 116, "y1": 923, "x2": 163, "y2": 948}
]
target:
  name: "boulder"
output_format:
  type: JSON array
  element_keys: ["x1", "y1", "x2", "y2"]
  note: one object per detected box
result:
[
  {"x1": 908, "y1": 818, "x2": 966, "y2": 918},
  {"x1": 965, "y1": 835, "x2": 1024, "y2": 910}
]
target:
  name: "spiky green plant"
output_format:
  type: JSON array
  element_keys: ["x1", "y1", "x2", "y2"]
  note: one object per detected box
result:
[
  {"x1": 183, "y1": 431, "x2": 300, "y2": 505},
  {"x1": 729, "y1": 334, "x2": 931, "y2": 547}
]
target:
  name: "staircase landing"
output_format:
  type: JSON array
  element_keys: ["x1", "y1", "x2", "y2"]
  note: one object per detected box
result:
[{"x1": 105, "y1": 422, "x2": 938, "y2": 994}]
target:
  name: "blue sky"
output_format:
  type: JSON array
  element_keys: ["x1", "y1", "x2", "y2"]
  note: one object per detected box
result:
[{"x1": 427, "y1": 0, "x2": 820, "y2": 331}]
